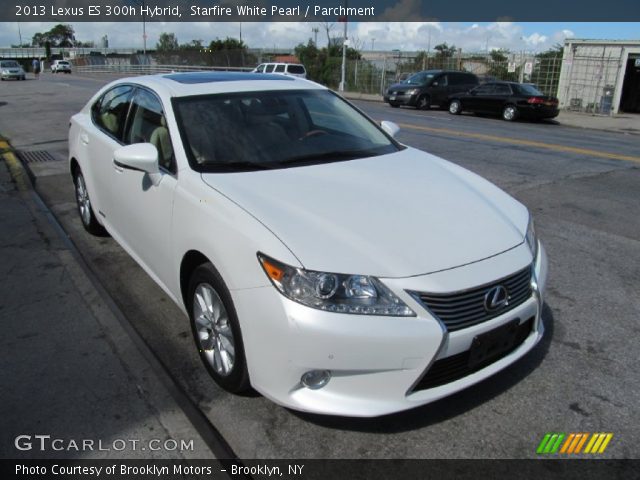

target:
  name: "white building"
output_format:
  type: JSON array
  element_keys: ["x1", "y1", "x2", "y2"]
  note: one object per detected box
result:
[{"x1": 557, "y1": 39, "x2": 640, "y2": 115}]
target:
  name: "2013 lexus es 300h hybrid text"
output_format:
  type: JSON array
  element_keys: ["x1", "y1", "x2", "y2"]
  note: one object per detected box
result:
[{"x1": 68, "y1": 72, "x2": 548, "y2": 417}]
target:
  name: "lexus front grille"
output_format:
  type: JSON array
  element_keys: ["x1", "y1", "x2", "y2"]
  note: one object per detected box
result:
[{"x1": 413, "y1": 265, "x2": 533, "y2": 332}]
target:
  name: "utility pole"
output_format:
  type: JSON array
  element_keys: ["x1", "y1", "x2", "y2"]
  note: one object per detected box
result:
[
  {"x1": 142, "y1": 0, "x2": 147, "y2": 55},
  {"x1": 339, "y1": 0, "x2": 348, "y2": 92},
  {"x1": 371, "y1": 37, "x2": 375, "y2": 50},
  {"x1": 17, "y1": 22, "x2": 22, "y2": 48},
  {"x1": 239, "y1": 22, "x2": 242, "y2": 43},
  {"x1": 312, "y1": 27, "x2": 319, "y2": 46}
]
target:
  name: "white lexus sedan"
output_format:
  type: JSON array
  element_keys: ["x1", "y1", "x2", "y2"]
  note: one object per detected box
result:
[{"x1": 69, "y1": 72, "x2": 548, "y2": 417}]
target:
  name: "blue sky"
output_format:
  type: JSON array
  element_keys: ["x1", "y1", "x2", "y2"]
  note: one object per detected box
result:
[{"x1": 1, "y1": 22, "x2": 638, "y2": 52}]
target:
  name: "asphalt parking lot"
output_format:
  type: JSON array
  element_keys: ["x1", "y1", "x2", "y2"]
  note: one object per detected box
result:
[{"x1": 1, "y1": 74, "x2": 639, "y2": 459}]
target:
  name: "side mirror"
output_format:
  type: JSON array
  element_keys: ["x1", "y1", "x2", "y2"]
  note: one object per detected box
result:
[
  {"x1": 113, "y1": 143, "x2": 159, "y2": 174},
  {"x1": 380, "y1": 120, "x2": 400, "y2": 138}
]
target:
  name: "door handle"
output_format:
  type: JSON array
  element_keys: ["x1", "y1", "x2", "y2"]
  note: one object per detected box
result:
[
  {"x1": 112, "y1": 159, "x2": 124, "y2": 173},
  {"x1": 80, "y1": 133, "x2": 90, "y2": 145}
]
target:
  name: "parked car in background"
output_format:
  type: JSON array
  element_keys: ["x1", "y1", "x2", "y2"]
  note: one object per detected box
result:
[
  {"x1": 0, "y1": 60, "x2": 26, "y2": 81},
  {"x1": 252, "y1": 63, "x2": 307, "y2": 78},
  {"x1": 69, "y1": 72, "x2": 547, "y2": 417},
  {"x1": 51, "y1": 60, "x2": 72, "y2": 74},
  {"x1": 384, "y1": 70, "x2": 479, "y2": 109},
  {"x1": 448, "y1": 82, "x2": 560, "y2": 121}
]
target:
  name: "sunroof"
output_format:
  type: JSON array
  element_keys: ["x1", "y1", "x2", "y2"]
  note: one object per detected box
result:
[{"x1": 164, "y1": 72, "x2": 296, "y2": 84}]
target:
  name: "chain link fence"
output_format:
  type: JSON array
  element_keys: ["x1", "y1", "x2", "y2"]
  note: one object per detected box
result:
[{"x1": 320, "y1": 52, "x2": 563, "y2": 98}]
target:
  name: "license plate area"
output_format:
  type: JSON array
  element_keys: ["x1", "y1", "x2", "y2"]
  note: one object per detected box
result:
[
  {"x1": 468, "y1": 319, "x2": 521, "y2": 369},
  {"x1": 389, "y1": 95, "x2": 396, "y2": 101}
]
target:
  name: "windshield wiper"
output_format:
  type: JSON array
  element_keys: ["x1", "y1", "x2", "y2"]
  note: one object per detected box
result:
[
  {"x1": 275, "y1": 150, "x2": 377, "y2": 167},
  {"x1": 204, "y1": 161, "x2": 275, "y2": 172}
]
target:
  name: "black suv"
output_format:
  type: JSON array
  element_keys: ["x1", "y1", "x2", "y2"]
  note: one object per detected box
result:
[{"x1": 384, "y1": 70, "x2": 479, "y2": 110}]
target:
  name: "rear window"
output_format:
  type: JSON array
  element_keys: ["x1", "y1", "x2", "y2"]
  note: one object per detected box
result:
[
  {"x1": 286, "y1": 65, "x2": 305, "y2": 74},
  {"x1": 513, "y1": 84, "x2": 544, "y2": 96},
  {"x1": 58, "y1": 61, "x2": 70, "y2": 65},
  {"x1": 274, "y1": 64, "x2": 285, "y2": 73}
]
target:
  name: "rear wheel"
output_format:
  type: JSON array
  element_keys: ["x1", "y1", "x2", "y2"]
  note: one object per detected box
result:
[
  {"x1": 389, "y1": 103, "x2": 399, "y2": 108},
  {"x1": 502, "y1": 105, "x2": 518, "y2": 121},
  {"x1": 188, "y1": 263, "x2": 250, "y2": 393},
  {"x1": 449, "y1": 99, "x2": 462, "y2": 115},
  {"x1": 73, "y1": 168, "x2": 107, "y2": 236},
  {"x1": 416, "y1": 95, "x2": 431, "y2": 110}
]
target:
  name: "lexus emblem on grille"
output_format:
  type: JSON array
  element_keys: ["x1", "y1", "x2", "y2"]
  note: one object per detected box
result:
[{"x1": 484, "y1": 285, "x2": 509, "y2": 312}]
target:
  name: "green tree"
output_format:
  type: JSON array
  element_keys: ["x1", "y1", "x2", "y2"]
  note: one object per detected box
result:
[
  {"x1": 180, "y1": 40, "x2": 204, "y2": 51},
  {"x1": 156, "y1": 32, "x2": 179, "y2": 52},
  {"x1": 206, "y1": 37, "x2": 251, "y2": 67},
  {"x1": 32, "y1": 24, "x2": 75, "y2": 47},
  {"x1": 487, "y1": 48, "x2": 514, "y2": 81}
]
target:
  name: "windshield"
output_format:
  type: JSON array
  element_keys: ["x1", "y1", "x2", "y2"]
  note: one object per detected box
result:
[
  {"x1": 513, "y1": 84, "x2": 544, "y2": 96},
  {"x1": 404, "y1": 72, "x2": 435, "y2": 85},
  {"x1": 174, "y1": 89, "x2": 400, "y2": 173},
  {"x1": 1, "y1": 61, "x2": 19, "y2": 68}
]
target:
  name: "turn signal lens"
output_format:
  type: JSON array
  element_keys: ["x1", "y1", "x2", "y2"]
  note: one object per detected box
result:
[{"x1": 260, "y1": 258, "x2": 284, "y2": 282}]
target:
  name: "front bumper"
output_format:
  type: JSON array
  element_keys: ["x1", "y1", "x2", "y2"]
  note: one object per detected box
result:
[
  {"x1": 384, "y1": 92, "x2": 418, "y2": 106},
  {"x1": 233, "y1": 241, "x2": 548, "y2": 417},
  {"x1": 1, "y1": 71, "x2": 24, "y2": 79}
]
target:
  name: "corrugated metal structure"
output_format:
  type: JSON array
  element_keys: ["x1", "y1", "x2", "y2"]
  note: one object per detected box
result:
[{"x1": 557, "y1": 39, "x2": 640, "y2": 115}]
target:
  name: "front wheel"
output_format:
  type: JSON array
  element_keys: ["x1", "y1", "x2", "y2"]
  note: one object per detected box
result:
[
  {"x1": 502, "y1": 105, "x2": 518, "y2": 121},
  {"x1": 416, "y1": 95, "x2": 431, "y2": 110},
  {"x1": 73, "y1": 169, "x2": 107, "y2": 236},
  {"x1": 188, "y1": 263, "x2": 250, "y2": 393},
  {"x1": 449, "y1": 100, "x2": 462, "y2": 115}
]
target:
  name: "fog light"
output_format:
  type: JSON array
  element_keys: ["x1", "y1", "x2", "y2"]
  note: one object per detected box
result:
[{"x1": 301, "y1": 370, "x2": 331, "y2": 390}]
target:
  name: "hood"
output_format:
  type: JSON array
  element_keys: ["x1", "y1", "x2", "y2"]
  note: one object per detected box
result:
[
  {"x1": 201, "y1": 148, "x2": 528, "y2": 278},
  {"x1": 388, "y1": 82, "x2": 412, "y2": 91}
]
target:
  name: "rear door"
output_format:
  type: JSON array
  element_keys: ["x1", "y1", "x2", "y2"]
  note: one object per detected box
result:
[{"x1": 80, "y1": 85, "x2": 134, "y2": 225}]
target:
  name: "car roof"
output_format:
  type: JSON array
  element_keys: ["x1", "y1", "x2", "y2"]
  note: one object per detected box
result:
[{"x1": 109, "y1": 71, "x2": 324, "y2": 98}]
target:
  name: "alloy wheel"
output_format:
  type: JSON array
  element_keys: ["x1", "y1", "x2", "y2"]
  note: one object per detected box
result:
[
  {"x1": 75, "y1": 174, "x2": 92, "y2": 227},
  {"x1": 192, "y1": 283, "x2": 236, "y2": 377}
]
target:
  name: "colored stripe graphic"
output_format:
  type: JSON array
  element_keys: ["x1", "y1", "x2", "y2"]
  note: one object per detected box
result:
[
  {"x1": 538, "y1": 433, "x2": 613, "y2": 454},
  {"x1": 537, "y1": 433, "x2": 565, "y2": 454},
  {"x1": 585, "y1": 433, "x2": 614, "y2": 454}
]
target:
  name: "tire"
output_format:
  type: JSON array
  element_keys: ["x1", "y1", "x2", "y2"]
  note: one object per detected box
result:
[
  {"x1": 390, "y1": 103, "x2": 399, "y2": 108},
  {"x1": 73, "y1": 168, "x2": 107, "y2": 236},
  {"x1": 188, "y1": 263, "x2": 250, "y2": 393},
  {"x1": 416, "y1": 95, "x2": 431, "y2": 110},
  {"x1": 449, "y1": 99, "x2": 462, "y2": 115},
  {"x1": 502, "y1": 105, "x2": 518, "y2": 121}
]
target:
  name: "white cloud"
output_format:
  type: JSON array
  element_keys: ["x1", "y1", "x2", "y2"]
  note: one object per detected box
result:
[{"x1": 0, "y1": 21, "x2": 570, "y2": 53}]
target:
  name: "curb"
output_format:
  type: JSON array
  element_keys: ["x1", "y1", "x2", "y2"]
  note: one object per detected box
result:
[{"x1": 0, "y1": 139, "x2": 30, "y2": 192}]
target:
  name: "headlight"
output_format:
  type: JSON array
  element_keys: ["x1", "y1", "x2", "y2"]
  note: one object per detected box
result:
[
  {"x1": 525, "y1": 215, "x2": 538, "y2": 259},
  {"x1": 406, "y1": 89, "x2": 419, "y2": 95},
  {"x1": 258, "y1": 254, "x2": 415, "y2": 317},
  {"x1": 1, "y1": 70, "x2": 8, "y2": 74}
]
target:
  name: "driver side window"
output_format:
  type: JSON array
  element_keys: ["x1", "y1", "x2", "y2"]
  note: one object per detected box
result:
[
  {"x1": 92, "y1": 86, "x2": 133, "y2": 140},
  {"x1": 125, "y1": 89, "x2": 175, "y2": 173}
]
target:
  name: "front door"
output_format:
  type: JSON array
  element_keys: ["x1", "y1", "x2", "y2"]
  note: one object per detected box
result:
[{"x1": 107, "y1": 87, "x2": 178, "y2": 289}]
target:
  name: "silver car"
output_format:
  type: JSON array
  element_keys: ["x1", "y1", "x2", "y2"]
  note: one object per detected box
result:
[{"x1": 0, "y1": 61, "x2": 26, "y2": 81}]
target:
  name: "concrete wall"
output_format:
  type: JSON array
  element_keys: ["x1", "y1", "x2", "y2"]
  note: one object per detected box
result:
[{"x1": 558, "y1": 40, "x2": 640, "y2": 115}]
